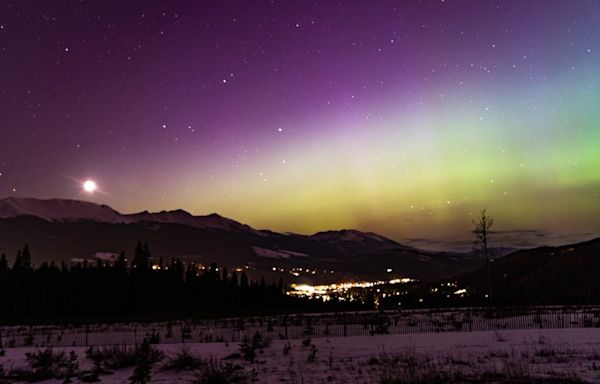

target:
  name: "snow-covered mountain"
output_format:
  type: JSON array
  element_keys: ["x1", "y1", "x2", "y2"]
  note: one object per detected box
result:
[
  {"x1": 0, "y1": 197, "x2": 483, "y2": 282},
  {"x1": 0, "y1": 197, "x2": 132, "y2": 224},
  {"x1": 309, "y1": 229, "x2": 391, "y2": 243},
  {"x1": 127, "y1": 209, "x2": 260, "y2": 233},
  {"x1": 0, "y1": 197, "x2": 256, "y2": 232},
  {"x1": 305, "y1": 229, "x2": 414, "y2": 250}
]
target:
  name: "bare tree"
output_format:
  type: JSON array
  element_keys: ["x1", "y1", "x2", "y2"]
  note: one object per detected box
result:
[{"x1": 473, "y1": 209, "x2": 494, "y2": 302}]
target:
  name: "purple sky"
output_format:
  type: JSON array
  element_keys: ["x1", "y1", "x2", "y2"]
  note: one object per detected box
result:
[{"x1": 1, "y1": 1, "x2": 599, "y2": 246}]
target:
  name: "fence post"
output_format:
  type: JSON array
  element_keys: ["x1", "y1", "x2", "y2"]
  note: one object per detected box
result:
[
  {"x1": 85, "y1": 324, "x2": 89, "y2": 347},
  {"x1": 284, "y1": 316, "x2": 288, "y2": 340},
  {"x1": 134, "y1": 325, "x2": 137, "y2": 345}
]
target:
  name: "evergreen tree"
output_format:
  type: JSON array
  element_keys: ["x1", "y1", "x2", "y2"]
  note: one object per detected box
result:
[
  {"x1": 240, "y1": 271, "x2": 249, "y2": 289},
  {"x1": 170, "y1": 258, "x2": 184, "y2": 281},
  {"x1": 185, "y1": 263, "x2": 196, "y2": 282},
  {"x1": 0, "y1": 253, "x2": 8, "y2": 272},
  {"x1": 128, "y1": 340, "x2": 153, "y2": 384},
  {"x1": 132, "y1": 241, "x2": 151, "y2": 270},
  {"x1": 0, "y1": 240, "x2": 326, "y2": 323},
  {"x1": 12, "y1": 249, "x2": 22, "y2": 271},
  {"x1": 21, "y1": 244, "x2": 32, "y2": 270},
  {"x1": 230, "y1": 271, "x2": 239, "y2": 288},
  {"x1": 143, "y1": 242, "x2": 151, "y2": 266},
  {"x1": 115, "y1": 251, "x2": 128, "y2": 272},
  {"x1": 12, "y1": 245, "x2": 32, "y2": 272},
  {"x1": 209, "y1": 262, "x2": 218, "y2": 280},
  {"x1": 132, "y1": 241, "x2": 143, "y2": 269}
]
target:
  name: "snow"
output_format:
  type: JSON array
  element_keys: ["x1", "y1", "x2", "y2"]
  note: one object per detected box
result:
[
  {"x1": 2, "y1": 328, "x2": 600, "y2": 383},
  {"x1": 128, "y1": 210, "x2": 256, "y2": 232},
  {"x1": 252, "y1": 246, "x2": 309, "y2": 259},
  {"x1": 94, "y1": 252, "x2": 119, "y2": 262},
  {"x1": 3, "y1": 308, "x2": 600, "y2": 349},
  {"x1": 4, "y1": 308, "x2": 600, "y2": 382},
  {"x1": 310, "y1": 229, "x2": 392, "y2": 243},
  {"x1": 0, "y1": 198, "x2": 258, "y2": 233},
  {"x1": 0, "y1": 198, "x2": 131, "y2": 224}
]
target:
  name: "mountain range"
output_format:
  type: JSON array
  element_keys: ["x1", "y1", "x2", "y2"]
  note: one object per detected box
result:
[{"x1": 0, "y1": 197, "x2": 484, "y2": 283}]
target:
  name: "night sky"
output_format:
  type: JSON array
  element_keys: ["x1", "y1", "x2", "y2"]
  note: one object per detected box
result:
[{"x1": 1, "y1": 1, "x2": 599, "y2": 246}]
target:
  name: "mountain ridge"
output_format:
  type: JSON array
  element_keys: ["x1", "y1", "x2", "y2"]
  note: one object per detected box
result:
[
  {"x1": 0, "y1": 197, "x2": 405, "y2": 245},
  {"x1": 0, "y1": 197, "x2": 482, "y2": 283},
  {"x1": 0, "y1": 197, "x2": 255, "y2": 231}
]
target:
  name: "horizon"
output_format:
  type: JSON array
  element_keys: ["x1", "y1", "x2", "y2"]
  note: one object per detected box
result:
[
  {"x1": 1, "y1": 1, "x2": 599, "y2": 245},
  {"x1": 1, "y1": 195, "x2": 597, "y2": 252}
]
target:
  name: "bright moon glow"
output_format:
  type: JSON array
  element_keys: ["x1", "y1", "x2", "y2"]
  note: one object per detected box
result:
[{"x1": 83, "y1": 180, "x2": 97, "y2": 193}]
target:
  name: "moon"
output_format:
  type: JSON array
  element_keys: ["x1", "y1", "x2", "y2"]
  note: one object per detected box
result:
[{"x1": 83, "y1": 180, "x2": 97, "y2": 193}]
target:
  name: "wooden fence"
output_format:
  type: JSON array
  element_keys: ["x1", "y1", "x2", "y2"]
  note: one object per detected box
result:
[{"x1": 2, "y1": 306, "x2": 600, "y2": 348}]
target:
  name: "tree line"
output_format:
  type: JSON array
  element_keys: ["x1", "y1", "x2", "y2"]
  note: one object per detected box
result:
[{"x1": 0, "y1": 242, "x2": 361, "y2": 324}]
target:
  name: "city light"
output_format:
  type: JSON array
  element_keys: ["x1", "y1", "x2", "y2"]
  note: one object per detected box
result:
[{"x1": 287, "y1": 278, "x2": 416, "y2": 300}]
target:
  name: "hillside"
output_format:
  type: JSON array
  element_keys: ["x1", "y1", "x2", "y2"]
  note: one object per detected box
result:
[{"x1": 460, "y1": 237, "x2": 600, "y2": 304}]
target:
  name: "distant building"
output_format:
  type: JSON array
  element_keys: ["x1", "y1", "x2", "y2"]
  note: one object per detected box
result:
[
  {"x1": 94, "y1": 252, "x2": 119, "y2": 265},
  {"x1": 69, "y1": 257, "x2": 95, "y2": 266},
  {"x1": 70, "y1": 252, "x2": 119, "y2": 267}
]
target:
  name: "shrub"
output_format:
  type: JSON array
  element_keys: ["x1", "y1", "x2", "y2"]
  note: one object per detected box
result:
[
  {"x1": 372, "y1": 311, "x2": 391, "y2": 335},
  {"x1": 307, "y1": 345, "x2": 317, "y2": 363},
  {"x1": 24, "y1": 334, "x2": 34, "y2": 346},
  {"x1": 23, "y1": 348, "x2": 79, "y2": 382},
  {"x1": 129, "y1": 341, "x2": 154, "y2": 384},
  {"x1": 250, "y1": 331, "x2": 271, "y2": 349},
  {"x1": 302, "y1": 337, "x2": 311, "y2": 347},
  {"x1": 82, "y1": 345, "x2": 112, "y2": 382},
  {"x1": 500, "y1": 355, "x2": 530, "y2": 379},
  {"x1": 162, "y1": 348, "x2": 204, "y2": 371},
  {"x1": 376, "y1": 350, "x2": 458, "y2": 384},
  {"x1": 239, "y1": 339, "x2": 256, "y2": 362},
  {"x1": 195, "y1": 358, "x2": 248, "y2": 384},
  {"x1": 86, "y1": 345, "x2": 136, "y2": 369},
  {"x1": 239, "y1": 332, "x2": 271, "y2": 362},
  {"x1": 85, "y1": 343, "x2": 163, "y2": 370},
  {"x1": 144, "y1": 331, "x2": 160, "y2": 344}
]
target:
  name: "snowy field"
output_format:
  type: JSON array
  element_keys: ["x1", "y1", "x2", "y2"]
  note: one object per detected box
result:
[
  {"x1": 2, "y1": 328, "x2": 600, "y2": 383},
  {"x1": 3, "y1": 307, "x2": 600, "y2": 348}
]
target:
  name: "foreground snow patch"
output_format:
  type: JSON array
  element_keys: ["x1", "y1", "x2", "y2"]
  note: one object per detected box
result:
[{"x1": 2, "y1": 328, "x2": 600, "y2": 383}]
